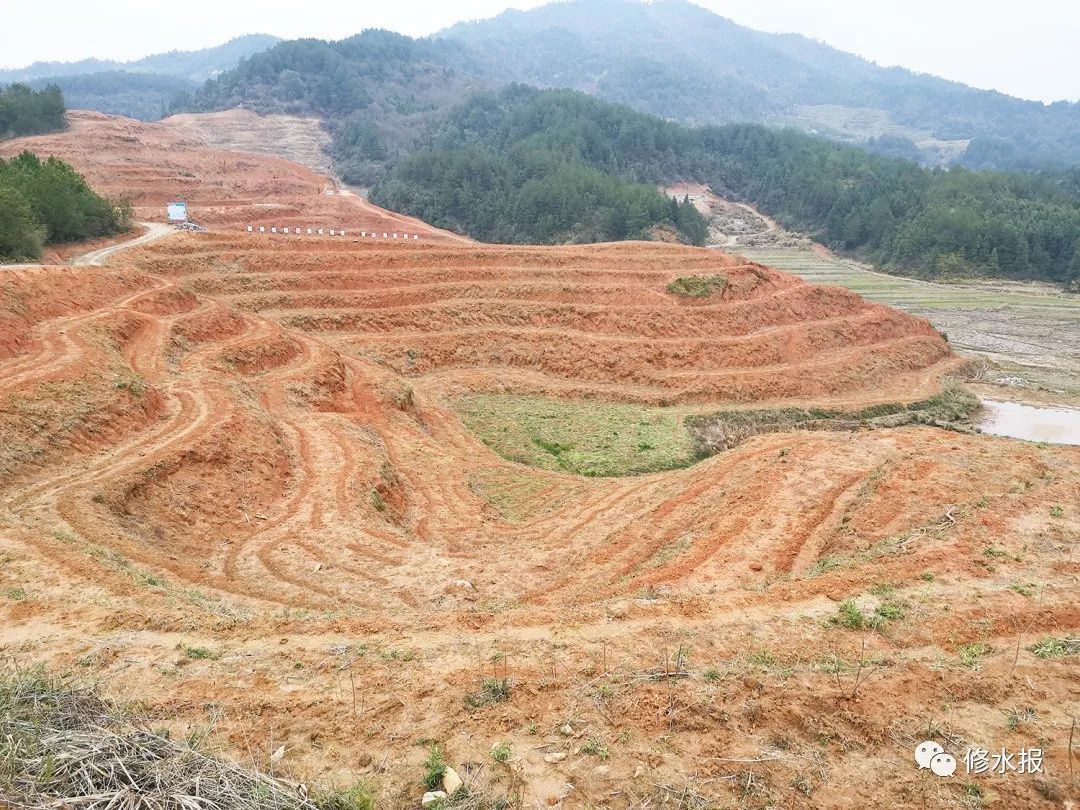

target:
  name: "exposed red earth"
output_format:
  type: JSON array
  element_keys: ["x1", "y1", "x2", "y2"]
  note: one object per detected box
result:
[
  {"x1": 0, "y1": 110, "x2": 466, "y2": 241},
  {"x1": 0, "y1": 113, "x2": 1076, "y2": 809}
]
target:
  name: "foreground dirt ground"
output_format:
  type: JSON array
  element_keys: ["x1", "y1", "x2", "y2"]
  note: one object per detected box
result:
[{"x1": 1, "y1": 115, "x2": 1077, "y2": 808}]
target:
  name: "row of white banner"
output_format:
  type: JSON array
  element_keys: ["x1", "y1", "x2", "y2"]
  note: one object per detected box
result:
[{"x1": 246, "y1": 225, "x2": 420, "y2": 240}]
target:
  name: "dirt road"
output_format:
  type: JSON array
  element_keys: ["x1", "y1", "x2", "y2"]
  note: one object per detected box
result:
[
  {"x1": 2, "y1": 222, "x2": 174, "y2": 271},
  {"x1": 72, "y1": 222, "x2": 174, "y2": 266}
]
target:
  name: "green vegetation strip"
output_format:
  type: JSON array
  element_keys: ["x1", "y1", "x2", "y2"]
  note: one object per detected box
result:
[
  {"x1": 458, "y1": 386, "x2": 979, "y2": 478},
  {"x1": 457, "y1": 394, "x2": 700, "y2": 477},
  {"x1": 666, "y1": 274, "x2": 727, "y2": 297},
  {"x1": 686, "y1": 384, "x2": 981, "y2": 454},
  {"x1": 1, "y1": 151, "x2": 131, "y2": 262}
]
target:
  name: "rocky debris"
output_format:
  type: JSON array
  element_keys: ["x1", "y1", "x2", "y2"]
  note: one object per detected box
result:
[
  {"x1": 445, "y1": 579, "x2": 475, "y2": 594},
  {"x1": 441, "y1": 766, "x2": 463, "y2": 795},
  {"x1": 559, "y1": 724, "x2": 574, "y2": 736},
  {"x1": 606, "y1": 601, "x2": 629, "y2": 618},
  {"x1": 544, "y1": 752, "x2": 567, "y2": 764},
  {"x1": 421, "y1": 790, "x2": 448, "y2": 807}
]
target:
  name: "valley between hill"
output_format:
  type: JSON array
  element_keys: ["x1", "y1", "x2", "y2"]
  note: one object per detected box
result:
[{"x1": 0, "y1": 114, "x2": 1076, "y2": 809}]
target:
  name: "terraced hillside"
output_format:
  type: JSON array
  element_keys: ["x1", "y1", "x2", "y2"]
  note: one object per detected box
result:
[
  {"x1": 0, "y1": 111, "x2": 464, "y2": 241},
  {"x1": 0, "y1": 121, "x2": 1076, "y2": 808},
  {"x1": 742, "y1": 245, "x2": 1080, "y2": 398}
]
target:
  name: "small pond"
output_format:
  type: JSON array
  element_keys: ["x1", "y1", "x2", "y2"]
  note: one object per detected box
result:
[{"x1": 979, "y1": 399, "x2": 1080, "y2": 446}]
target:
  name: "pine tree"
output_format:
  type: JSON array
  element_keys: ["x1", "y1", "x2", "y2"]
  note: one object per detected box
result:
[{"x1": 0, "y1": 185, "x2": 44, "y2": 260}]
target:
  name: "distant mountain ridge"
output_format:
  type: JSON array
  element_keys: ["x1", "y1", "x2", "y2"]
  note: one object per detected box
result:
[
  {"x1": 0, "y1": 35, "x2": 282, "y2": 122},
  {"x1": 8, "y1": 2, "x2": 1080, "y2": 170},
  {"x1": 0, "y1": 35, "x2": 282, "y2": 84},
  {"x1": 439, "y1": 0, "x2": 1080, "y2": 170}
]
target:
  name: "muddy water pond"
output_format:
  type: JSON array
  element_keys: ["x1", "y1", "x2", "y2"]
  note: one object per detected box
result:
[{"x1": 979, "y1": 399, "x2": 1080, "y2": 445}]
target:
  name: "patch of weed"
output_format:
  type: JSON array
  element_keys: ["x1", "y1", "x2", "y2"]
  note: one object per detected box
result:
[
  {"x1": 465, "y1": 678, "x2": 511, "y2": 709},
  {"x1": 422, "y1": 745, "x2": 447, "y2": 789},
  {"x1": 666, "y1": 274, "x2": 727, "y2": 298},
  {"x1": 957, "y1": 642, "x2": 991, "y2": 669},
  {"x1": 1029, "y1": 635, "x2": 1078, "y2": 659}
]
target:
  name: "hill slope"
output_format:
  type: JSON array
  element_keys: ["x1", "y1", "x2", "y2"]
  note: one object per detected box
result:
[
  {"x1": 440, "y1": 0, "x2": 1080, "y2": 170},
  {"x1": 0, "y1": 35, "x2": 281, "y2": 84},
  {"x1": 1, "y1": 35, "x2": 281, "y2": 122},
  {"x1": 372, "y1": 86, "x2": 1080, "y2": 284},
  {"x1": 0, "y1": 124, "x2": 1075, "y2": 806}
]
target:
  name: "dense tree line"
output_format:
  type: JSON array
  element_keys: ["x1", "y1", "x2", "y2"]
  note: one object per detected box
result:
[
  {"x1": 0, "y1": 84, "x2": 66, "y2": 139},
  {"x1": 371, "y1": 86, "x2": 707, "y2": 244},
  {"x1": 182, "y1": 31, "x2": 476, "y2": 185},
  {"x1": 374, "y1": 87, "x2": 1080, "y2": 284},
  {"x1": 185, "y1": 27, "x2": 1080, "y2": 280},
  {"x1": 0, "y1": 152, "x2": 131, "y2": 261},
  {"x1": 441, "y1": 0, "x2": 1080, "y2": 171},
  {"x1": 699, "y1": 126, "x2": 1080, "y2": 283},
  {"x1": 374, "y1": 147, "x2": 707, "y2": 244},
  {"x1": 29, "y1": 71, "x2": 195, "y2": 122}
]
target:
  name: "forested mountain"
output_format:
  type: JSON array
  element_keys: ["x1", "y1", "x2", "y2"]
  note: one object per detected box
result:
[
  {"x1": 441, "y1": 0, "x2": 1080, "y2": 171},
  {"x1": 372, "y1": 86, "x2": 709, "y2": 245},
  {"x1": 27, "y1": 72, "x2": 193, "y2": 123},
  {"x1": 14, "y1": 1, "x2": 1080, "y2": 169},
  {"x1": 0, "y1": 35, "x2": 280, "y2": 122},
  {"x1": 19, "y1": 0, "x2": 1078, "y2": 282},
  {"x1": 0, "y1": 35, "x2": 281, "y2": 84},
  {"x1": 184, "y1": 30, "x2": 486, "y2": 186},
  {"x1": 372, "y1": 86, "x2": 1080, "y2": 284},
  {"x1": 0, "y1": 84, "x2": 66, "y2": 139}
]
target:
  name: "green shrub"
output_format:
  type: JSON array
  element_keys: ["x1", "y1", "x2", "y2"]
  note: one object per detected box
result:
[
  {"x1": 422, "y1": 745, "x2": 447, "y2": 789},
  {"x1": 0, "y1": 151, "x2": 127, "y2": 260},
  {"x1": 666, "y1": 274, "x2": 727, "y2": 297},
  {"x1": 957, "y1": 642, "x2": 992, "y2": 668},
  {"x1": 829, "y1": 599, "x2": 867, "y2": 629},
  {"x1": 465, "y1": 678, "x2": 511, "y2": 709},
  {"x1": 1030, "y1": 635, "x2": 1078, "y2": 659}
]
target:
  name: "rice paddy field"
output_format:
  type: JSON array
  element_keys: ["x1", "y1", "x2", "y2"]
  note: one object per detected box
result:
[{"x1": 738, "y1": 246, "x2": 1080, "y2": 399}]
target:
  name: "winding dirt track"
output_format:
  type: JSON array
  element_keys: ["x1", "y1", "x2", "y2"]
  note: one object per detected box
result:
[{"x1": 0, "y1": 120, "x2": 1077, "y2": 810}]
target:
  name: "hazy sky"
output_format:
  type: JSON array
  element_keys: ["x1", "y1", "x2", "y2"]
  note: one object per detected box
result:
[{"x1": 3, "y1": 0, "x2": 1078, "y2": 103}]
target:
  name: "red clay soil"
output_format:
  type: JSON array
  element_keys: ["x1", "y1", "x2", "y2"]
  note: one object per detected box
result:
[
  {"x1": 0, "y1": 135, "x2": 1076, "y2": 809},
  {"x1": 0, "y1": 111, "x2": 465, "y2": 241}
]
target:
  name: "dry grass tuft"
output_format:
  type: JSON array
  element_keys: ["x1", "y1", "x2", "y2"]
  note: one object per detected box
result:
[{"x1": 0, "y1": 667, "x2": 367, "y2": 809}]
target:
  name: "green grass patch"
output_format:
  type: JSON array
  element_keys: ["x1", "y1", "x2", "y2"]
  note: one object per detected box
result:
[
  {"x1": 688, "y1": 382, "x2": 980, "y2": 455},
  {"x1": 316, "y1": 784, "x2": 376, "y2": 810},
  {"x1": 957, "y1": 642, "x2": 992, "y2": 669},
  {"x1": 458, "y1": 384, "x2": 979, "y2": 478},
  {"x1": 456, "y1": 394, "x2": 700, "y2": 477},
  {"x1": 666, "y1": 274, "x2": 727, "y2": 298},
  {"x1": 827, "y1": 597, "x2": 904, "y2": 630},
  {"x1": 464, "y1": 677, "x2": 512, "y2": 709},
  {"x1": 422, "y1": 744, "x2": 447, "y2": 789},
  {"x1": 1029, "y1": 635, "x2": 1079, "y2": 659}
]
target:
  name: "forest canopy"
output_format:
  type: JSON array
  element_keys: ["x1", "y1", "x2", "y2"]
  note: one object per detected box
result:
[
  {"x1": 0, "y1": 151, "x2": 131, "y2": 261},
  {"x1": 373, "y1": 87, "x2": 1080, "y2": 284},
  {"x1": 0, "y1": 84, "x2": 66, "y2": 139}
]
